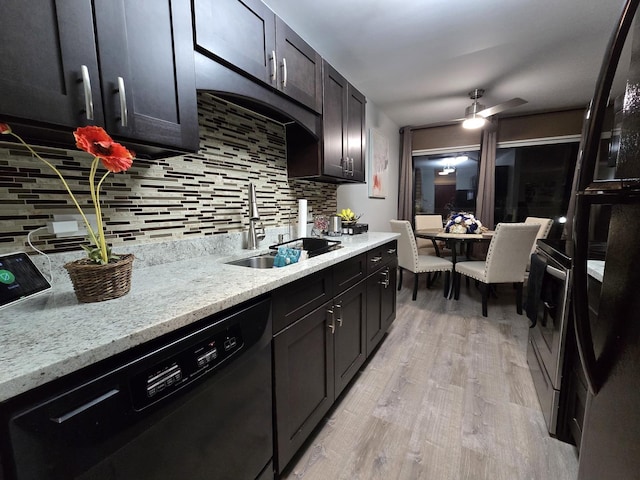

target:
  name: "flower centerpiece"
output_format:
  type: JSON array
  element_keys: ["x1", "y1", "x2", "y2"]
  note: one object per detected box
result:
[
  {"x1": 1, "y1": 122, "x2": 136, "y2": 302},
  {"x1": 444, "y1": 212, "x2": 486, "y2": 234}
]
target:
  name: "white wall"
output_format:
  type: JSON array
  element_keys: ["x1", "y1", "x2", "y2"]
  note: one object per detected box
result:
[{"x1": 337, "y1": 100, "x2": 400, "y2": 232}]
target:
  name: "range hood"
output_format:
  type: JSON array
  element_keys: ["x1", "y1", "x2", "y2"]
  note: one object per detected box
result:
[{"x1": 194, "y1": 52, "x2": 321, "y2": 142}]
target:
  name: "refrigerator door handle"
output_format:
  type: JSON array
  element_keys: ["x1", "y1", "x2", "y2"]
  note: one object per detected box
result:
[{"x1": 573, "y1": 196, "x2": 601, "y2": 395}]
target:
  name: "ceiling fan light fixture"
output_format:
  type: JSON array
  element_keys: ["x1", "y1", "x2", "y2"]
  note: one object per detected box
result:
[
  {"x1": 462, "y1": 116, "x2": 486, "y2": 129},
  {"x1": 462, "y1": 98, "x2": 486, "y2": 129}
]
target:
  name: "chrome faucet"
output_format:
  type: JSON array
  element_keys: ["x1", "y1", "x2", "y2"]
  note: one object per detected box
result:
[{"x1": 248, "y1": 183, "x2": 265, "y2": 249}]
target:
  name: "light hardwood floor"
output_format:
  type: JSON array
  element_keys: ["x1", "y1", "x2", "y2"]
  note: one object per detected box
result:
[{"x1": 281, "y1": 276, "x2": 579, "y2": 480}]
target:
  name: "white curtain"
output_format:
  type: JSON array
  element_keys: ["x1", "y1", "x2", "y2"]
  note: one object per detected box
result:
[
  {"x1": 475, "y1": 119, "x2": 498, "y2": 229},
  {"x1": 397, "y1": 127, "x2": 413, "y2": 221}
]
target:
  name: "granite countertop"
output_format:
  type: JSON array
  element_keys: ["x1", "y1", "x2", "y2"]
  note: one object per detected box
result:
[{"x1": 0, "y1": 232, "x2": 398, "y2": 403}]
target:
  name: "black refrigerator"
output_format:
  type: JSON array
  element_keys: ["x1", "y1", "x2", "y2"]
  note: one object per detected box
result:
[{"x1": 569, "y1": 0, "x2": 640, "y2": 478}]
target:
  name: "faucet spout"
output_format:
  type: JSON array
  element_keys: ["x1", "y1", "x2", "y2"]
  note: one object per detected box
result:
[{"x1": 247, "y1": 183, "x2": 265, "y2": 249}]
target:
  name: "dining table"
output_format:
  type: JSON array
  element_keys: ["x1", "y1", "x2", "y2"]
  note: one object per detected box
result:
[{"x1": 414, "y1": 228, "x2": 494, "y2": 265}]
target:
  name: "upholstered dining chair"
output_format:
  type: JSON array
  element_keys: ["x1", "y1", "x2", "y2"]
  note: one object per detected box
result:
[
  {"x1": 414, "y1": 214, "x2": 443, "y2": 255},
  {"x1": 524, "y1": 217, "x2": 554, "y2": 266},
  {"x1": 454, "y1": 222, "x2": 539, "y2": 316},
  {"x1": 390, "y1": 220, "x2": 453, "y2": 300}
]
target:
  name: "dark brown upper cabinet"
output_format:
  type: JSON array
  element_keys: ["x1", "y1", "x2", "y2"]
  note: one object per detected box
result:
[
  {"x1": 194, "y1": 0, "x2": 322, "y2": 114},
  {"x1": 0, "y1": 0, "x2": 199, "y2": 156},
  {"x1": 287, "y1": 60, "x2": 366, "y2": 183}
]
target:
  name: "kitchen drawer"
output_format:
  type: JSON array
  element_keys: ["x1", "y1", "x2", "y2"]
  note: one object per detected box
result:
[
  {"x1": 333, "y1": 253, "x2": 366, "y2": 294},
  {"x1": 366, "y1": 240, "x2": 398, "y2": 274},
  {"x1": 272, "y1": 269, "x2": 333, "y2": 333}
]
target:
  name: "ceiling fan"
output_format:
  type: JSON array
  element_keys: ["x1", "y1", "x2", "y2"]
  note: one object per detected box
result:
[{"x1": 461, "y1": 88, "x2": 527, "y2": 129}]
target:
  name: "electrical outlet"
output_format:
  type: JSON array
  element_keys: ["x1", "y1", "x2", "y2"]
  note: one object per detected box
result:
[{"x1": 52, "y1": 213, "x2": 97, "y2": 238}]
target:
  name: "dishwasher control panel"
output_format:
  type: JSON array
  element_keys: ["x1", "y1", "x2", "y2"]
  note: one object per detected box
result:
[{"x1": 131, "y1": 324, "x2": 244, "y2": 410}]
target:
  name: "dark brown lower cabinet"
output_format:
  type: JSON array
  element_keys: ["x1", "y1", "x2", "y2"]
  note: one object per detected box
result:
[
  {"x1": 366, "y1": 261, "x2": 398, "y2": 356},
  {"x1": 273, "y1": 301, "x2": 335, "y2": 472},
  {"x1": 333, "y1": 281, "x2": 367, "y2": 398},
  {"x1": 273, "y1": 244, "x2": 397, "y2": 473}
]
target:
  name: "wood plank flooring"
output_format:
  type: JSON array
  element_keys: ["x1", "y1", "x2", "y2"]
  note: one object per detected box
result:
[{"x1": 280, "y1": 277, "x2": 579, "y2": 480}]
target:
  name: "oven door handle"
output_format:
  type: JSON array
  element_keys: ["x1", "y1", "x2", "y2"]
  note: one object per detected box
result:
[{"x1": 546, "y1": 264, "x2": 567, "y2": 281}]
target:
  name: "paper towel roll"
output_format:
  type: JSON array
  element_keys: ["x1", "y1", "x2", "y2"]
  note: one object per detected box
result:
[{"x1": 297, "y1": 199, "x2": 307, "y2": 239}]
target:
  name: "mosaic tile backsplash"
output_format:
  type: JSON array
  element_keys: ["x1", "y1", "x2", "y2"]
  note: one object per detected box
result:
[{"x1": 0, "y1": 93, "x2": 337, "y2": 255}]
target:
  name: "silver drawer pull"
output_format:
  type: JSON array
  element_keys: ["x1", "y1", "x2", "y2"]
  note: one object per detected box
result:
[
  {"x1": 387, "y1": 249, "x2": 396, "y2": 254},
  {"x1": 370, "y1": 256, "x2": 382, "y2": 263},
  {"x1": 80, "y1": 65, "x2": 94, "y2": 120}
]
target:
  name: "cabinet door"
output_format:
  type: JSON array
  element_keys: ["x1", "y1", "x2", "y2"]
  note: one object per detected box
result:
[
  {"x1": 94, "y1": 0, "x2": 198, "y2": 151},
  {"x1": 322, "y1": 61, "x2": 348, "y2": 178},
  {"x1": 275, "y1": 18, "x2": 322, "y2": 113},
  {"x1": 366, "y1": 264, "x2": 397, "y2": 355},
  {"x1": 194, "y1": 0, "x2": 276, "y2": 85},
  {"x1": 347, "y1": 85, "x2": 366, "y2": 182},
  {"x1": 0, "y1": 0, "x2": 104, "y2": 128},
  {"x1": 333, "y1": 281, "x2": 367, "y2": 397},
  {"x1": 273, "y1": 303, "x2": 335, "y2": 472},
  {"x1": 381, "y1": 263, "x2": 398, "y2": 331}
]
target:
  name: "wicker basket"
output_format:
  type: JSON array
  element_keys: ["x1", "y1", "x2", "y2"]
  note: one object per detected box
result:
[{"x1": 64, "y1": 254, "x2": 134, "y2": 303}]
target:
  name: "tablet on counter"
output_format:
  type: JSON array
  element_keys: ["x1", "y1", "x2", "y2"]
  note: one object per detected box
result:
[{"x1": 0, "y1": 252, "x2": 52, "y2": 309}]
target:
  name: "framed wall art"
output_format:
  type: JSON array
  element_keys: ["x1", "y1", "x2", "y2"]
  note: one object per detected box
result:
[{"x1": 368, "y1": 128, "x2": 389, "y2": 198}]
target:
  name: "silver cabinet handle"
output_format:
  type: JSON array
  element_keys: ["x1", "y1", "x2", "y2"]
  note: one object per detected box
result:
[
  {"x1": 370, "y1": 256, "x2": 383, "y2": 263},
  {"x1": 378, "y1": 268, "x2": 390, "y2": 288},
  {"x1": 281, "y1": 57, "x2": 287, "y2": 88},
  {"x1": 387, "y1": 248, "x2": 397, "y2": 254},
  {"x1": 80, "y1": 65, "x2": 94, "y2": 121},
  {"x1": 116, "y1": 76, "x2": 128, "y2": 127},
  {"x1": 270, "y1": 50, "x2": 277, "y2": 82},
  {"x1": 327, "y1": 307, "x2": 335, "y2": 334},
  {"x1": 350, "y1": 158, "x2": 355, "y2": 176},
  {"x1": 342, "y1": 158, "x2": 348, "y2": 175},
  {"x1": 334, "y1": 302, "x2": 343, "y2": 326}
]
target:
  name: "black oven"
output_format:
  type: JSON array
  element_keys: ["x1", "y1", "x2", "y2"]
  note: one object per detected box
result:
[
  {"x1": 1, "y1": 297, "x2": 274, "y2": 480},
  {"x1": 527, "y1": 239, "x2": 572, "y2": 437}
]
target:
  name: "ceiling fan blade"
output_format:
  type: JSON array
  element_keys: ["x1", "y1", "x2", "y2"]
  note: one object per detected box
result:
[{"x1": 478, "y1": 98, "x2": 527, "y2": 118}]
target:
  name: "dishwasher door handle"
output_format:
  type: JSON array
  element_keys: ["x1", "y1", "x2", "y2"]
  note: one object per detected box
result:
[{"x1": 50, "y1": 388, "x2": 120, "y2": 424}]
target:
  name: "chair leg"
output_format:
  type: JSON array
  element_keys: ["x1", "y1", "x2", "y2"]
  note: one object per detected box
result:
[
  {"x1": 426, "y1": 272, "x2": 433, "y2": 289},
  {"x1": 412, "y1": 273, "x2": 419, "y2": 300},
  {"x1": 481, "y1": 283, "x2": 489, "y2": 317},
  {"x1": 443, "y1": 271, "x2": 450, "y2": 297},
  {"x1": 454, "y1": 272, "x2": 461, "y2": 300},
  {"x1": 397, "y1": 268, "x2": 403, "y2": 291},
  {"x1": 515, "y1": 282, "x2": 523, "y2": 314}
]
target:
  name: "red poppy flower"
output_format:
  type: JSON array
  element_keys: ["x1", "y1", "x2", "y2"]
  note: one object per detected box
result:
[
  {"x1": 73, "y1": 126, "x2": 134, "y2": 173},
  {"x1": 0, "y1": 123, "x2": 11, "y2": 134}
]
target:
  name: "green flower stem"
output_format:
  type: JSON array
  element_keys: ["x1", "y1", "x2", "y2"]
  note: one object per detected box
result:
[
  {"x1": 88, "y1": 157, "x2": 109, "y2": 264},
  {"x1": 10, "y1": 132, "x2": 101, "y2": 250},
  {"x1": 95, "y1": 170, "x2": 110, "y2": 264}
]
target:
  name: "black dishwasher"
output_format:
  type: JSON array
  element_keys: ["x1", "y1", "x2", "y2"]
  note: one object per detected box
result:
[{"x1": 1, "y1": 296, "x2": 273, "y2": 480}]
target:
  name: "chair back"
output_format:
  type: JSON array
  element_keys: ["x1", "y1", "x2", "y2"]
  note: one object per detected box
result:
[
  {"x1": 415, "y1": 214, "x2": 442, "y2": 252},
  {"x1": 390, "y1": 220, "x2": 419, "y2": 271},
  {"x1": 415, "y1": 214, "x2": 443, "y2": 230},
  {"x1": 483, "y1": 222, "x2": 540, "y2": 283},
  {"x1": 525, "y1": 217, "x2": 554, "y2": 253}
]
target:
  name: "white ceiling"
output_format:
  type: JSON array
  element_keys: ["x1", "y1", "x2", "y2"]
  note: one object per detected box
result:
[{"x1": 263, "y1": 0, "x2": 626, "y2": 128}]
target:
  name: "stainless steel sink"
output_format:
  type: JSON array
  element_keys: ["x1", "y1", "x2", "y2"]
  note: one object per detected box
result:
[{"x1": 225, "y1": 254, "x2": 275, "y2": 269}]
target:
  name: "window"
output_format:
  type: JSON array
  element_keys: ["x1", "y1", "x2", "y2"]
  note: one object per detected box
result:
[
  {"x1": 413, "y1": 151, "x2": 479, "y2": 218},
  {"x1": 494, "y1": 142, "x2": 579, "y2": 237}
]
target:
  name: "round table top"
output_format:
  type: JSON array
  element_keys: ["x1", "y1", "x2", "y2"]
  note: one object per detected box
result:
[{"x1": 415, "y1": 228, "x2": 494, "y2": 240}]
